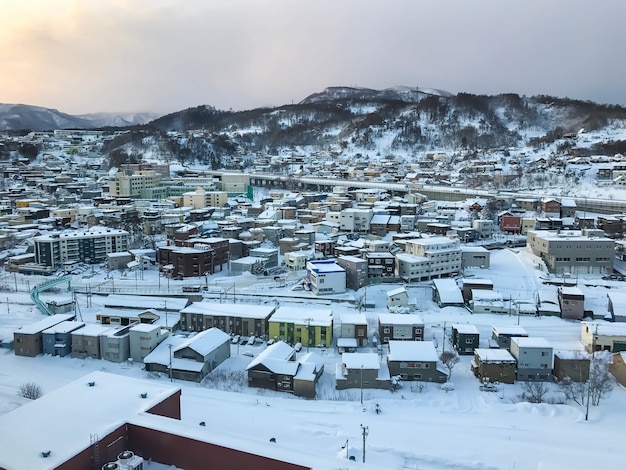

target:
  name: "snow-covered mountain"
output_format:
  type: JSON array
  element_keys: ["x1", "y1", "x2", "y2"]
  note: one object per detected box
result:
[{"x1": 0, "y1": 104, "x2": 160, "y2": 131}]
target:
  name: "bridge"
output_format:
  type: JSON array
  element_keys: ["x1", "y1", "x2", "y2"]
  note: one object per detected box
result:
[
  {"x1": 206, "y1": 170, "x2": 626, "y2": 215},
  {"x1": 30, "y1": 275, "x2": 72, "y2": 315}
]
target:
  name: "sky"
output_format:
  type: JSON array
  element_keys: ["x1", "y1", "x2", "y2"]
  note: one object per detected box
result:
[{"x1": 1, "y1": 0, "x2": 625, "y2": 115}]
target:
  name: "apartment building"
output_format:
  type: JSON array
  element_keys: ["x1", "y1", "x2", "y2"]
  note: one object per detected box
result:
[
  {"x1": 182, "y1": 188, "x2": 228, "y2": 209},
  {"x1": 109, "y1": 169, "x2": 161, "y2": 198},
  {"x1": 404, "y1": 236, "x2": 461, "y2": 278},
  {"x1": 526, "y1": 230, "x2": 614, "y2": 274},
  {"x1": 34, "y1": 227, "x2": 129, "y2": 269}
]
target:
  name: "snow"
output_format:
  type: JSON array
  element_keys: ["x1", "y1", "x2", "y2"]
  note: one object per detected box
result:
[
  {"x1": 377, "y1": 313, "x2": 424, "y2": 325},
  {"x1": 3, "y1": 249, "x2": 626, "y2": 468},
  {"x1": 387, "y1": 340, "x2": 439, "y2": 362},
  {"x1": 342, "y1": 352, "x2": 380, "y2": 370}
]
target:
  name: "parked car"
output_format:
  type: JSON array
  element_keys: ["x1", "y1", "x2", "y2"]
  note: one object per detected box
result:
[
  {"x1": 242, "y1": 351, "x2": 254, "y2": 357},
  {"x1": 247, "y1": 335, "x2": 256, "y2": 346},
  {"x1": 266, "y1": 339, "x2": 276, "y2": 346},
  {"x1": 231, "y1": 335, "x2": 241, "y2": 344},
  {"x1": 294, "y1": 342, "x2": 302, "y2": 352}
]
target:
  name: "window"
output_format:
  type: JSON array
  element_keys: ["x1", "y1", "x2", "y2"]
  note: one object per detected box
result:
[
  {"x1": 383, "y1": 327, "x2": 390, "y2": 334},
  {"x1": 465, "y1": 338, "x2": 473, "y2": 344}
]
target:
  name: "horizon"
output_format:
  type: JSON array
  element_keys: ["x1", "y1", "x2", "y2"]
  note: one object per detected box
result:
[{"x1": 2, "y1": 1, "x2": 625, "y2": 115}]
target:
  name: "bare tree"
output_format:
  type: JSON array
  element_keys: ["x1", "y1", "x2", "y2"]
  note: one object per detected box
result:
[
  {"x1": 521, "y1": 381, "x2": 549, "y2": 404},
  {"x1": 439, "y1": 350, "x2": 460, "y2": 380},
  {"x1": 589, "y1": 355, "x2": 613, "y2": 406},
  {"x1": 18, "y1": 382, "x2": 42, "y2": 400},
  {"x1": 557, "y1": 376, "x2": 586, "y2": 406}
]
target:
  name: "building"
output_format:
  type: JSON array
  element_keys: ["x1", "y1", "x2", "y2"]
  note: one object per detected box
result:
[
  {"x1": 182, "y1": 188, "x2": 228, "y2": 209},
  {"x1": 432, "y1": 278, "x2": 464, "y2": 307},
  {"x1": 377, "y1": 313, "x2": 424, "y2": 344},
  {"x1": 336, "y1": 255, "x2": 368, "y2": 290},
  {"x1": 339, "y1": 313, "x2": 368, "y2": 347},
  {"x1": 553, "y1": 350, "x2": 590, "y2": 382},
  {"x1": 461, "y1": 278, "x2": 493, "y2": 303},
  {"x1": 451, "y1": 324, "x2": 480, "y2": 355},
  {"x1": 461, "y1": 246, "x2": 490, "y2": 269},
  {"x1": 13, "y1": 313, "x2": 76, "y2": 357},
  {"x1": 607, "y1": 291, "x2": 626, "y2": 322},
  {"x1": 472, "y1": 219, "x2": 493, "y2": 239},
  {"x1": 510, "y1": 337, "x2": 553, "y2": 381},
  {"x1": 71, "y1": 323, "x2": 114, "y2": 359},
  {"x1": 471, "y1": 348, "x2": 517, "y2": 384},
  {"x1": 144, "y1": 328, "x2": 231, "y2": 382},
  {"x1": 335, "y1": 352, "x2": 388, "y2": 391},
  {"x1": 364, "y1": 251, "x2": 396, "y2": 278},
  {"x1": 386, "y1": 287, "x2": 409, "y2": 309},
  {"x1": 387, "y1": 340, "x2": 448, "y2": 382},
  {"x1": 109, "y1": 169, "x2": 161, "y2": 197},
  {"x1": 179, "y1": 302, "x2": 275, "y2": 338},
  {"x1": 470, "y1": 290, "x2": 506, "y2": 314},
  {"x1": 129, "y1": 323, "x2": 169, "y2": 362},
  {"x1": 268, "y1": 306, "x2": 333, "y2": 348},
  {"x1": 395, "y1": 253, "x2": 431, "y2": 282},
  {"x1": 158, "y1": 244, "x2": 216, "y2": 278},
  {"x1": 339, "y1": 208, "x2": 372, "y2": 233},
  {"x1": 558, "y1": 286, "x2": 585, "y2": 320},
  {"x1": 581, "y1": 321, "x2": 626, "y2": 352},
  {"x1": 34, "y1": 228, "x2": 130, "y2": 269},
  {"x1": 100, "y1": 325, "x2": 132, "y2": 363},
  {"x1": 526, "y1": 230, "x2": 614, "y2": 275},
  {"x1": 284, "y1": 251, "x2": 309, "y2": 271},
  {"x1": 491, "y1": 325, "x2": 528, "y2": 350},
  {"x1": 404, "y1": 237, "x2": 461, "y2": 278},
  {"x1": 42, "y1": 320, "x2": 85, "y2": 356},
  {"x1": 306, "y1": 260, "x2": 346, "y2": 295},
  {"x1": 0, "y1": 371, "x2": 312, "y2": 470}
]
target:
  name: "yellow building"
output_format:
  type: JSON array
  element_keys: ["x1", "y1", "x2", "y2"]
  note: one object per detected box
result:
[
  {"x1": 268, "y1": 306, "x2": 333, "y2": 348},
  {"x1": 182, "y1": 188, "x2": 228, "y2": 209}
]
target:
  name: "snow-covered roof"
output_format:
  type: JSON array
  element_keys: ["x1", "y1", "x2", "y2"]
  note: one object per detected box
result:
[
  {"x1": 340, "y1": 313, "x2": 367, "y2": 325},
  {"x1": 511, "y1": 337, "x2": 552, "y2": 349},
  {"x1": 70, "y1": 323, "x2": 114, "y2": 336},
  {"x1": 607, "y1": 291, "x2": 626, "y2": 310},
  {"x1": 0, "y1": 371, "x2": 180, "y2": 470},
  {"x1": 180, "y1": 301, "x2": 276, "y2": 320},
  {"x1": 583, "y1": 321, "x2": 626, "y2": 337},
  {"x1": 432, "y1": 278, "x2": 464, "y2": 304},
  {"x1": 474, "y1": 348, "x2": 516, "y2": 363},
  {"x1": 386, "y1": 287, "x2": 407, "y2": 297},
  {"x1": 42, "y1": 320, "x2": 85, "y2": 335},
  {"x1": 246, "y1": 341, "x2": 296, "y2": 372},
  {"x1": 377, "y1": 313, "x2": 423, "y2": 325},
  {"x1": 471, "y1": 290, "x2": 503, "y2": 302},
  {"x1": 342, "y1": 352, "x2": 380, "y2": 370},
  {"x1": 173, "y1": 328, "x2": 230, "y2": 356},
  {"x1": 130, "y1": 323, "x2": 161, "y2": 333},
  {"x1": 453, "y1": 323, "x2": 479, "y2": 335},
  {"x1": 387, "y1": 340, "x2": 438, "y2": 362},
  {"x1": 104, "y1": 295, "x2": 188, "y2": 311},
  {"x1": 492, "y1": 325, "x2": 528, "y2": 336},
  {"x1": 560, "y1": 286, "x2": 584, "y2": 297},
  {"x1": 16, "y1": 313, "x2": 76, "y2": 335},
  {"x1": 270, "y1": 306, "x2": 333, "y2": 327}
]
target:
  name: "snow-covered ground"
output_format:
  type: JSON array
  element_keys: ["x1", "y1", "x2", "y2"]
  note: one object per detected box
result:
[{"x1": 1, "y1": 249, "x2": 625, "y2": 469}]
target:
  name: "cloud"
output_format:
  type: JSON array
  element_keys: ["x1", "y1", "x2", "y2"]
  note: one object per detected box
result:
[{"x1": 1, "y1": 0, "x2": 625, "y2": 114}]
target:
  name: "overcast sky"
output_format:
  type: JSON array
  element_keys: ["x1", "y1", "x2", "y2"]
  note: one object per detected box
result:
[{"x1": 1, "y1": 0, "x2": 624, "y2": 115}]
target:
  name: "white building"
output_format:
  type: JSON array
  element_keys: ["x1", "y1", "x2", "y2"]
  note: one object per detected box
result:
[
  {"x1": 129, "y1": 323, "x2": 169, "y2": 363},
  {"x1": 401, "y1": 236, "x2": 461, "y2": 279},
  {"x1": 306, "y1": 260, "x2": 346, "y2": 295},
  {"x1": 182, "y1": 188, "x2": 227, "y2": 209},
  {"x1": 340, "y1": 208, "x2": 373, "y2": 233}
]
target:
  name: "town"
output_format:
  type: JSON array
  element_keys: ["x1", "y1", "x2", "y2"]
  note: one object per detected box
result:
[{"x1": 1, "y1": 126, "x2": 626, "y2": 469}]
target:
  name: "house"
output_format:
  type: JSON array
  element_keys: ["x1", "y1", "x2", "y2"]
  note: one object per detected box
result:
[
  {"x1": 607, "y1": 291, "x2": 626, "y2": 322},
  {"x1": 268, "y1": 306, "x2": 333, "y2": 347},
  {"x1": 365, "y1": 251, "x2": 396, "y2": 278},
  {"x1": 470, "y1": 290, "x2": 506, "y2": 314},
  {"x1": 335, "y1": 352, "x2": 388, "y2": 391},
  {"x1": 306, "y1": 260, "x2": 346, "y2": 295},
  {"x1": 284, "y1": 251, "x2": 309, "y2": 271},
  {"x1": 553, "y1": 350, "x2": 590, "y2": 382},
  {"x1": 13, "y1": 313, "x2": 76, "y2": 357},
  {"x1": 144, "y1": 328, "x2": 231, "y2": 382},
  {"x1": 339, "y1": 313, "x2": 368, "y2": 347},
  {"x1": 558, "y1": 286, "x2": 585, "y2": 320},
  {"x1": 336, "y1": 255, "x2": 368, "y2": 290},
  {"x1": 471, "y1": 348, "x2": 517, "y2": 384},
  {"x1": 491, "y1": 325, "x2": 528, "y2": 350},
  {"x1": 42, "y1": 321, "x2": 85, "y2": 356},
  {"x1": 100, "y1": 325, "x2": 133, "y2": 363},
  {"x1": 387, "y1": 340, "x2": 448, "y2": 383},
  {"x1": 432, "y1": 278, "x2": 464, "y2": 307},
  {"x1": 461, "y1": 278, "x2": 493, "y2": 303},
  {"x1": 293, "y1": 352, "x2": 325, "y2": 398},
  {"x1": 581, "y1": 321, "x2": 626, "y2": 352},
  {"x1": 451, "y1": 324, "x2": 480, "y2": 355},
  {"x1": 377, "y1": 313, "x2": 424, "y2": 344},
  {"x1": 387, "y1": 287, "x2": 409, "y2": 309},
  {"x1": 246, "y1": 341, "x2": 298, "y2": 393},
  {"x1": 510, "y1": 337, "x2": 553, "y2": 381}
]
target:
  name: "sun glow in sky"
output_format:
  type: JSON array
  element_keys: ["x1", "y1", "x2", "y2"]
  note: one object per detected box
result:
[{"x1": 1, "y1": 0, "x2": 625, "y2": 114}]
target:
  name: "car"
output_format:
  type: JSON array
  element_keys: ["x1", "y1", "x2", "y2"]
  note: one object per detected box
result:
[
  {"x1": 294, "y1": 342, "x2": 302, "y2": 352},
  {"x1": 231, "y1": 335, "x2": 241, "y2": 344},
  {"x1": 247, "y1": 335, "x2": 256, "y2": 346},
  {"x1": 242, "y1": 351, "x2": 254, "y2": 357},
  {"x1": 266, "y1": 339, "x2": 276, "y2": 346}
]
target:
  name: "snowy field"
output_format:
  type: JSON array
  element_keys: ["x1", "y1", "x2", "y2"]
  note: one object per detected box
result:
[{"x1": 1, "y1": 249, "x2": 625, "y2": 469}]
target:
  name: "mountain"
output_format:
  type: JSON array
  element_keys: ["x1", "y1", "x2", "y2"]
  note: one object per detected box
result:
[{"x1": 0, "y1": 104, "x2": 160, "y2": 131}]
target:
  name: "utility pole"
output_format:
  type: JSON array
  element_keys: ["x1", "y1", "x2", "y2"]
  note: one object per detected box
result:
[
  {"x1": 360, "y1": 365, "x2": 364, "y2": 406},
  {"x1": 164, "y1": 300, "x2": 168, "y2": 330},
  {"x1": 360, "y1": 424, "x2": 369, "y2": 463},
  {"x1": 585, "y1": 325, "x2": 598, "y2": 421},
  {"x1": 168, "y1": 344, "x2": 173, "y2": 382},
  {"x1": 442, "y1": 321, "x2": 447, "y2": 354}
]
